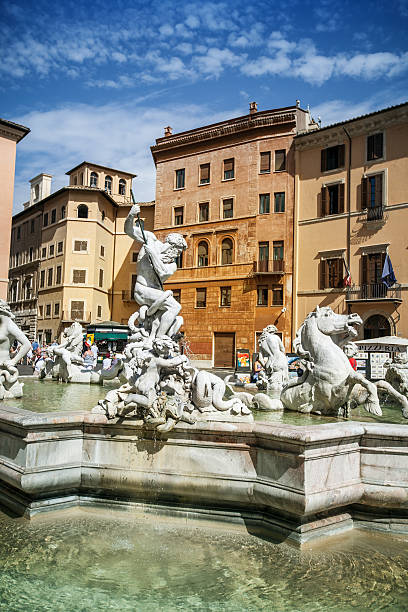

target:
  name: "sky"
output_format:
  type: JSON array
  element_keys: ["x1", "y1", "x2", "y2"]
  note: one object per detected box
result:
[{"x1": 1, "y1": 0, "x2": 407, "y2": 212}]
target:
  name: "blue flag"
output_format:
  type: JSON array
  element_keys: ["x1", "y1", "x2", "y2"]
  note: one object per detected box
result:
[{"x1": 381, "y1": 254, "x2": 397, "y2": 288}]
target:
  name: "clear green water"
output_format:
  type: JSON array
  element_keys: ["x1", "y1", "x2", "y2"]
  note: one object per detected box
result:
[
  {"x1": 0, "y1": 508, "x2": 407, "y2": 612},
  {"x1": 5, "y1": 378, "x2": 408, "y2": 426}
]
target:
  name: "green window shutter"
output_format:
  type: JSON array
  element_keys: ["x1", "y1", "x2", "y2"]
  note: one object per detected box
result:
[{"x1": 361, "y1": 177, "x2": 368, "y2": 210}]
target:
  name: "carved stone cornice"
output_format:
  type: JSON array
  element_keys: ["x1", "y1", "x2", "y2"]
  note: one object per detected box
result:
[
  {"x1": 0, "y1": 119, "x2": 30, "y2": 143},
  {"x1": 152, "y1": 111, "x2": 297, "y2": 154}
]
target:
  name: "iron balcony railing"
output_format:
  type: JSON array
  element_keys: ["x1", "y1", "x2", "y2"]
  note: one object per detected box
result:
[
  {"x1": 366, "y1": 206, "x2": 385, "y2": 222},
  {"x1": 347, "y1": 283, "x2": 401, "y2": 301},
  {"x1": 253, "y1": 259, "x2": 285, "y2": 274}
]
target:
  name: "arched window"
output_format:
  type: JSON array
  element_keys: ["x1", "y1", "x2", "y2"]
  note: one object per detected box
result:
[
  {"x1": 221, "y1": 238, "x2": 233, "y2": 265},
  {"x1": 77, "y1": 204, "x2": 88, "y2": 219},
  {"x1": 61, "y1": 206, "x2": 66, "y2": 219},
  {"x1": 119, "y1": 179, "x2": 126, "y2": 195},
  {"x1": 364, "y1": 314, "x2": 391, "y2": 339},
  {"x1": 90, "y1": 172, "x2": 98, "y2": 187},
  {"x1": 105, "y1": 175, "x2": 112, "y2": 194},
  {"x1": 34, "y1": 184, "x2": 39, "y2": 200},
  {"x1": 198, "y1": 241, "x2": 209, "y2": 267}
]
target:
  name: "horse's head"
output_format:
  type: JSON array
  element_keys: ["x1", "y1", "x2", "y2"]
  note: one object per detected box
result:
[{"x1": 313, "y1": 306, "x2": 362, "y2": 338}]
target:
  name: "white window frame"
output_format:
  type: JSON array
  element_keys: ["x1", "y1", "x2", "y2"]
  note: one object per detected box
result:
[
  {"x1": 72, "y1": 238, "x2": 89, "y2": 254},
  {"x1": 72, "y1": 268, "x2": 88, "y2": 284},
  {"x1": 365, "y1": 131, "x2": 386, "y2": 165},
  {"x1": 362, "y1": 168, "x2": 388, "y2": 208}
]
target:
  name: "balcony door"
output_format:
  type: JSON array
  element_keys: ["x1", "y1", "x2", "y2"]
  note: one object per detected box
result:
[{"x1": 361, "y1": 253, "x2": 386, "y2": 298}]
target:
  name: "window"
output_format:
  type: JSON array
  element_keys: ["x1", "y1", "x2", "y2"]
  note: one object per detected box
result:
[
  {"x1": 132, "y1": 251, "x2": 138, "y2": 262},
  {"x1": 220, "y1": 286, "x2": 231, "y2": 307},
  {"x1": 39, "y1": 305, "x2": 43, "y2": 318},
  {"x1": 257, "y1": 286, "x2": 268, "y2": 306},
  {"x1": 90, "y1": 172, "x2": 98, "y2": 187},
  {"x1": 73, "y1": 269, "x2": 86, "y2": 284},
  {"x1": 320, "y1": 258, "x2": 343, "y2": 289},
  {"x1": 199, "y1": 202, "x2": 209, "y2": 222},
  {"x1": 30, "y1": 219, "x2": 35, "y2": 233},
  {"x1": 260, "y1": 152, "x2": 271, "y2": 174},
  {"x1": 24, "y1": 279, "x2": 32, "y2": 300},
  {"x1": 51, "y1": 209, "x2": 56, "y2": 224},
  {"x1": 221, "y1": 238, "x2": 233, "y2": 265},
  {"x1": 45, "y1": 304, "x2": 51, "y2": 317},
  {"x1": 273, "y1": 240, "x2": 284, "y2": 261},
  {"x1": 40, "y1": 270, "x2": 45, "y2": 288},
  {"x1": 175, "y1": 169, "x2": 185, "y2": 189},
  {"x1": 43, "y1": 213, "x2": 48, "y2": 227},
  {"x1": 97, "y1": 305, "x2": 102, "y2": 318},
  {"x1": 41, "y1": 247, "x2": 47, "y2": 258},
  {"x1": 198, "y1": 241, "x2": 209, "y2": 267},
  {"x1": 176, "y1": 252, "x2": 183, "y2": 268},
  {"x1": 17, "y1": 226, "x2": 21, "y2": 240},
  {"x1": 49, "y1": 244, "x2": 54, "y2": 257},
  {"x1": 80, "y1": 172, "x2": 84, "y2": 185},
  {"x1": 174, "y1": 207, "x2": 184, "y2": 225},
  {"x1": 77, "y1": 205, "x2": 88, "y2": 219},
  {"x1": 321, "y1": 184, "x2": 344, "y2": 216},
  {"x1": 275, "y1": 150, "x2": 286, "y2": 172},
  {"x1": 56, "y1": 265, "x2": 62, "y2": 284},
  {"x1": 172, "y1": 289, "x2": 181, "y2": 302},
  {"x1": 71, "y1": 301, "x2": 84, "y2": 320},
  {"x1": 361, "y1": 174, "x2": 383, "y2": 210},
  {"x1": 99, "y1": 268, "x2": 104, "y2": 288},
  {"x1": 223, "y1": 158, "x2": 234, "y2": 180},
  {"x1": 54, "y1": 302, "x2": 60, "y2": 316},
  {"x1": 272, "y1": 285, "x2": 283, "y2": 306},
  {"x1": 47, "y1": 268, "x2": 53, "y2": 287},
  {"x1": 34, "y1": 184, "x2": 39, "y2": 200},
  {"x1": 57, "y1": 241, "x2": 63, "y2": 254},
  {"x1": 274, "y1": 192, "x2": 285, "y2": 213},
  {"x1": 367, "y1": 133, "x2": 383, "y2": 161},
  {"x1": 119, "y1": 179, "x2": 126, "y2": 195},
  {"x1": 29, "y1": 247, "x2": 33, "y2": 262},
  {"x1": 74, "y1": 240, "x2": 88, "y2": 252},
  {"x1": 259, "y1": 193, "x2": 270, "y2": 214},
  {"x1": 100, "y1": 245, "x2": 105, "y2": 257},
  {"x1": 61, "y1": 206, "x2": 66, "y2": 219},
  {"x1": 101, "y1": 210, "x2": 105, "y2": 221},
  {"x1": 223, "y1": 198, "x2": 233, "y2": 219},
  {"x1": 73, "y1": 176, "x2": 77, "y2": 185},
  {"x1": 196, "y1": 287, "x2": 207, "y2": 308},
  {"x1": 362, "y1": 252, "x2": 386, "y2": 286},
  {"x1": 321, "y1": 144, "x2": 345, "y2": 172},
  {"x1": 200, "y1": 163, "x2": 210, "y2": 184},
  {"x1": 259, "y1": 242, "x2": 269, "y2": 262},
  {"x1": 105, "y1": 175, "x2": 112, "y2": 193}
]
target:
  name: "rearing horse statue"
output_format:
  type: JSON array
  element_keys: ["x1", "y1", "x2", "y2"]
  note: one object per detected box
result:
[{"x1": 281, "y1": 306, "x2": 381, "y2": 416}]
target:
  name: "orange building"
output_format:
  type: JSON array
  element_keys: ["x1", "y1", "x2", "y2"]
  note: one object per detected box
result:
[
  {"x1": 294, "y1": 102, "x2": 408, "y2": 340},
  {"x1": 151, "y1": 102, "x2": 317, "y2": 367},
  {"x1": 0, "y1": 118, "x2": 30, "y2": 299}
]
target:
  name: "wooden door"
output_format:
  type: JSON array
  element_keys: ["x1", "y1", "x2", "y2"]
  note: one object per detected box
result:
[{"x1": 214, "y1": 332, "x2": 235, "y2": 368}]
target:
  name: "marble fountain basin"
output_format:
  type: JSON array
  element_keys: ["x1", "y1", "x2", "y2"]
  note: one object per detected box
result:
[{"x1": 0, "y1": 377, "x2": 407, "y2": 547}]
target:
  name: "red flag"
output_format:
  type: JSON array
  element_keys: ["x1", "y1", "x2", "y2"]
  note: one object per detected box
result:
[{"x1": 343, "y1": 257, "x2": 352, "y2": 287}]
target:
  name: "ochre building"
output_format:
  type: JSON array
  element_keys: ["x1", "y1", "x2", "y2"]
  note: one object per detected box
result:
[
  {"x1": 8, "y1": 162, "x2": 154, "y2": 343},
  {"x1": 294, "y1": 102, "x2": 408, "y2": 340},
  {"x1": 151, "y1": 102, "x2": 317, "y2": 367}
]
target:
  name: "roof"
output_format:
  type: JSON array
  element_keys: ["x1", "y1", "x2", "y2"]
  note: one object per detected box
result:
[
  {"x1": 296, "y1": 101, "x2": 408, "y2": 139},
  {"x1": 357, "y1": 336, "x2": 408, "y2": 347},
  {"x1": 66, "y1": 161, "x2": 137, "y2": 177},
  {"x1": 0, "y1": 117, "x2": 30, "y2": 143},
  {"x1": 138, "y1": 200, "x2": 155, "y2": 207}
]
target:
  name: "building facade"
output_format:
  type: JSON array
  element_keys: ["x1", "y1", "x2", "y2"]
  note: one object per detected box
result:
[
  {"x1": 294, "y1": 102, "x2": 408, "y2": 340},
  {"x1": 151, "y1": 103, "x2": 317, "y2": 367},
  {"x1": 8, "y1": 163, "x2": 154, "y2": 343},
  {"x1": 0, "y1": 117, "x2": 30, "y2": 300}
]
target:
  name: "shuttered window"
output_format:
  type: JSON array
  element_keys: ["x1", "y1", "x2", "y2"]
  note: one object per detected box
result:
[
  {"x1": 220, "y1": 286, "x2": 231, "y2": 307},
  {"x1": 260, "y1": 152, "x2": 271, "y2": 173},
  {"x1": 257, "y1": 286, "x2": 268, "y2": 306},
  {"x1": 275, "y1": 149, "x2": 286, "y2": 172},
  {"x1": 174, "y1": 207, "x2": 184, "y2": 225},
  {"x1": 320, "y1": 184, "x2": 344, "y2": 216},
  {"x1": 200, "y1": 163, "x2": 210, "y2": 184},
  {"x1": 71, "y1": 301, "x2": 84, "y2": 320},
  {"x1": 361, "y1": 174, "x2": 383, "y2": 209},
  {"x1": 223, "y1": 158, "x2": 234, "y2": 180},
  {"x1": 74, "y1": 240, "x2": 88, "y2": 252},
  {"x1": 199, "y1": 202, "x2": 209, "y2": 222},
  {"x1": 367, "y1": 133, "x2": 383, "y2": 161},
  {"x1": 319, "y1": 258, "x2": 343, "y2": 289},
  {"x1": 47, "y1": 268, "x2": 53, "y2": 287},
  {"x1": 321, "y1": 145, "x2": 345, "y2": 172},
  {"x1": 223, "y1": 198, "x2": 233, "y2": 218},
  {"x1": 56, "y1": 265, "x2": 62, "y2": 284},
  {"x1": 73, "y1": 269, "x2": 86, "y2": 284}
]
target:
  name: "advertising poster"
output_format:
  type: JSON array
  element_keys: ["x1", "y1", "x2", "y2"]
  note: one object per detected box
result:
[
  {"x1": 236, "y1": 349, "x2": 250, "y2": 371},
  {"x1": 369, "y1": 352, "x2": 390, "y2": 380}
]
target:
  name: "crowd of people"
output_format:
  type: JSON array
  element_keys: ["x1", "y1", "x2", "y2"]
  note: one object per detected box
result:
[{"x1": 15, "y1": 338, "x2": 100, "y2": 374}]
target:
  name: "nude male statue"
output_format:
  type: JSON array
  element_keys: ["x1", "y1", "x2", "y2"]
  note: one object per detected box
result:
[
  {"x1": 0, "y1": 299, "x2": 31, "y2": 398},
  {"x1": 124, "y1": 203, "x2": 187, "y2": 339}
]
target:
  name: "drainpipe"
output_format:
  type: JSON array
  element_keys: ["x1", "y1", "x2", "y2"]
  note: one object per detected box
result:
[
  {"x1": 111, "y1": 207, "x2": 117, "y2": 318},
  {"x1": 343, "y1": 127, "x2": 352, "y2": 313}
]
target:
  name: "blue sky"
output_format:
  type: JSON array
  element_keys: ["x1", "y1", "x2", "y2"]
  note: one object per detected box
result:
[{"x1": 1, "y1": 0, "x2": 407, "y2": 211}]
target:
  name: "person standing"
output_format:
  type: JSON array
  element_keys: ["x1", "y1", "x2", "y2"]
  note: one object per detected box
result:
[{"x1": 91, "y1": 342, "x2": 99, "y2": 367}]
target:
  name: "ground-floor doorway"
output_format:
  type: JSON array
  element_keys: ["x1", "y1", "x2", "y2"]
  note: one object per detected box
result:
[{"x1": 214, "y1": 332, "x2": 235, "y2": 368}]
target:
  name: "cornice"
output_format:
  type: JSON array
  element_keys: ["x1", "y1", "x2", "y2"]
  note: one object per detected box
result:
[
  {"x1": 0, "y1": 126, "x2": 21, "y2": 143},
  {"x1": 152, "y1": 112, "x2": 297, "y2": 153}
]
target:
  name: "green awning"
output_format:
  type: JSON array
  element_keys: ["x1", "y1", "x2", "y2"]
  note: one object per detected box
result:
[{"x1": 94, "y1": 332, "x2": 128, "y2": 340}]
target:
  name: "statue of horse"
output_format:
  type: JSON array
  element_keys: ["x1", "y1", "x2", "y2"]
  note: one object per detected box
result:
[{"x1": 281, "y1": 306, "x2": 381, "y2": 416}]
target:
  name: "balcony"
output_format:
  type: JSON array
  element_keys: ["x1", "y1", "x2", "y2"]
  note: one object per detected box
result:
[
  {"x1": 61, "y1": 311, "x2": 92, "y2": 323},
  {"x1": 346, "y1": 283, "x2": 402, "y2": 303},
  {"x1": 253, "y1": 259, "x2": 285, "y2": 274},
  {"x1": 366, "y1": 205, "x2": 385, "y2": 222},
  {"x1": 122, "y1": 290, "x2": 135, "y2": 302}
]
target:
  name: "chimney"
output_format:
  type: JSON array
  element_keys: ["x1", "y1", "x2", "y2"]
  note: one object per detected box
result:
[
  {"x1": 164, "y1": 126, "x2": 173, "y2": 137},
  {"x1": 249, "y1": 101, "x2": 258, "y2": 115},
  {"x1": 296, "y1": 99, "x2": 300, "y2": 108}
]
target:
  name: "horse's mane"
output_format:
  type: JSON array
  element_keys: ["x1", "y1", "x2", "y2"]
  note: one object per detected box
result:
[{"x1": 292, "y1": 307, "x2": 334, "y2": 363}]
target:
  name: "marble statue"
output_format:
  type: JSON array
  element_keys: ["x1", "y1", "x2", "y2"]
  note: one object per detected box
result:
[
  {"x1": 281, "y1": 306, "x2": 382, "y2": 416},
  {"x1": 0, "y1": 299, "x2": 31, "y2": 399},
  {"x1": 255, "y1": 324, "x2": 288, "y2": 410},
  {"x1": 384, "y1": 353, "x2": 408, "y2": 399},
  {"x1": 93, "y1": 203, "x2": 253, "y2": 431}
]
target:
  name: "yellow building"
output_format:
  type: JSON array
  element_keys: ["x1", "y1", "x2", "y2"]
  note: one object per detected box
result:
[
  {"x1": 294, "y1": 102, "x2": 408, "y2": 340},
  {"x1": 9, "y1": 163, "x2": 154, "y2": 343}
]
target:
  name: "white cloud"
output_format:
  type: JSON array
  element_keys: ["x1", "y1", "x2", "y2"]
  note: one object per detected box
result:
[
  {"x1": 194, "y1": 47, "x2": 243, "y2": 77},
  {"x1": 185, "y1": 15, "x2": 200, "y2": 29},
  {"x1": 241, "y1": 54, "x2": 291, "y2": 77},
  {"x1": 159, "y1": 24, "x2": 174, "y2": 36}
]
